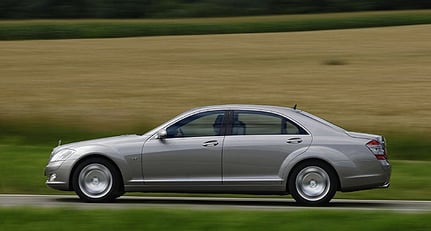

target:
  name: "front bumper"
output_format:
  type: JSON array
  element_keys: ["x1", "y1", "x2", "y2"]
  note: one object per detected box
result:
[{"x1": 44, "y1": 160, "x2": 73, "y2": 191}]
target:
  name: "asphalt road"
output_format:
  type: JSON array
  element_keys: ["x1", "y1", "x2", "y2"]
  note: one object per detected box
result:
[{"x1": 1, "y1": 194, "x2": 430, "y2": 212}]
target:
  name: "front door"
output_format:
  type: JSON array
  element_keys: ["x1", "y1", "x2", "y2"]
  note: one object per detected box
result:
[{"x1": 142, "y1": 110, "x2": 226, "y2": 185}]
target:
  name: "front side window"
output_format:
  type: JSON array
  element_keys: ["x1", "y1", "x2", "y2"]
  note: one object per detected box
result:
[
  {"x1": 166, "y1": 111, "x2": 225, "y2": 138},
  {"x1": 232, "y1": 111, "x2": 307, "y2": 135}
]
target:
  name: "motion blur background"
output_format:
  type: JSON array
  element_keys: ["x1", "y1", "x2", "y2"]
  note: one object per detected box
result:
[
  {"x1": 1, "y1": 1, "x2": 431, "y2": 230},
  {"x1": 1, "y1": 0, "x2": 431, "y2": 205}
]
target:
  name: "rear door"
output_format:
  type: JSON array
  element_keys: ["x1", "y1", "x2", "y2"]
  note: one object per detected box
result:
[{"x1": 222, "y1": 110, "x2": 312, "y2": 185}]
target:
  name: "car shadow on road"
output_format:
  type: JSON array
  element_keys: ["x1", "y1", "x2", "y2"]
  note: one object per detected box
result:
[{"x1": 54, "y1": 197, "x2": 386, "y2": 208}]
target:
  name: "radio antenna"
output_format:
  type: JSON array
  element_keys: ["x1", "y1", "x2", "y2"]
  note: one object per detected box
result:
[{"x1": 293, "y1": 104, "x2": 297, "y2": 110}]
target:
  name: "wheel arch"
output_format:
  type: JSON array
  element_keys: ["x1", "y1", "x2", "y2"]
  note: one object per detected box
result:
[{"x1": 281, "y1": 145, "x2": 351, "y2": 191}]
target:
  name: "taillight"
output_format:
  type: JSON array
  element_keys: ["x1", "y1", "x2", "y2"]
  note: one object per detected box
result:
[{"x1": 366, "y1": 140, "x2": 387, "y2": 160}]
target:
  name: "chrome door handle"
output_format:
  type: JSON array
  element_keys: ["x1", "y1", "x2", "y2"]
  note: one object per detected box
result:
[
  {"x1": 287, "y1": 137, "x2": 303, "y2": 144},
  {"x1": 203, "y1": 140, "x2": 219, "y2": 147}
]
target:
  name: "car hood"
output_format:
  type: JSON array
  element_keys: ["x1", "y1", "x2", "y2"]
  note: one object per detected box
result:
[{"x1": 53, "y1": 134, "x2": 149, "y2": 152}]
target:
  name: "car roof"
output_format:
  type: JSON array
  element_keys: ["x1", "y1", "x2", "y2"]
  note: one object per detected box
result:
[{"x1": 190, "y1": 104, "x2": 297, "y2": 114}]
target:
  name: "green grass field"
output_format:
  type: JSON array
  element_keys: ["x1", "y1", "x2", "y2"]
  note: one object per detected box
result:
[
  {"x1": 0, "y1": 143, "x2": 430, "y2": 200},
  {"x1": 1, "y1": 10, "x2": 431, "y2": 40},
  {"x1": 1, "y1": 208, "x2": 430, "y2": 231}
]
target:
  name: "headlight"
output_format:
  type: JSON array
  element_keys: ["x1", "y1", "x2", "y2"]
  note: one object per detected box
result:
[{"x1": 50, "y1": 149, "x2": 75, "y2": 162}]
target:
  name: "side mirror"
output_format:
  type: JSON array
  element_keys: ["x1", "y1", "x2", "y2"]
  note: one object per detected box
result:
[{"x1": 156, "y1": 129, "x2": 167, "y2": 139}]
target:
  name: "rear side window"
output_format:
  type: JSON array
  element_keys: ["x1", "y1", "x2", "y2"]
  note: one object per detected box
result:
[{"x1": 231, "y1": 111, "x2": 308, "y2": 135}]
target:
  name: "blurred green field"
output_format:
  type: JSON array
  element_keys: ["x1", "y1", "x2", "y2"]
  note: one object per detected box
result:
[
  {"x1": 1, "y1": 10, "x2": 431, "y2": 40},
  {"x1": 0, "y1": 143, "x2": 430, "y2": 200},
  {"x1": 1, "y1": 207, "x2": 430, "y2": 231},
  {"x1": 0, "y1": 10, "x2": 431, "y2": 40}
]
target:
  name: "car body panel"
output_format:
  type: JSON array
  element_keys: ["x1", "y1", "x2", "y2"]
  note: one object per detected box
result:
[
  {"x1": 222, "y1": 134, "x2": 312, "y2": 185},
  {"x1": 142, "y1": 136, "x2": 224, "y2": 184}
]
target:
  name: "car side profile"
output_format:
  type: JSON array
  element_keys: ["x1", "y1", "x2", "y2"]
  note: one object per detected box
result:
[{"x1": 44, "y1": 105, "x2": 391, "y2": 205}]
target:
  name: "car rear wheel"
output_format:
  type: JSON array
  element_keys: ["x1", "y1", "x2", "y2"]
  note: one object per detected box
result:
[
  {"x1": 288, "y1": 161, "x2": 337, "y2": 206},
  {"x1": 72, "y1": 157, "x2": 123, "y2": 202}
]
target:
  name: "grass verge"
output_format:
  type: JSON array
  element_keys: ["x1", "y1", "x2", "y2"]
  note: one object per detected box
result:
[
  {"x1": 0, "y1": 208, "x2": 430, "y2": 231},
  {"x1": 1, "y1": 10, "x2": 431, "y2": 40},
  {"x1": 0, "y1": 142, "x2": 430, "y2": 200}
]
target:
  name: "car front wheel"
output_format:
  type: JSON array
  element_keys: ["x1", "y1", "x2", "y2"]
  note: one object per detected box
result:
[
  {"x1": 288, "y1": 161, "x2": 338, "y2": 206},
  {"x1": 72, "y1": 157, "x2": 123, "y2": 202}
]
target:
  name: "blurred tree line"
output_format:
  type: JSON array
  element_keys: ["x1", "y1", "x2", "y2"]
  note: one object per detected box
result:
[{"x1": 1, "y1": 0, "x2": 431, "y2": 19}]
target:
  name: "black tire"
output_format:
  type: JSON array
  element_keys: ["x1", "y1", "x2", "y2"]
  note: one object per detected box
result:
[
  {"x1": 288, "y1": 160, "x2": 338, "y2": 206},
  {"x1": 72, "y1": 157, "x2": 124, "y2": 202}
]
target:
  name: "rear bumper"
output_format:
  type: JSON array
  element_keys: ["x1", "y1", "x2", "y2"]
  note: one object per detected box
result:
[
  {"x1": 339, "y1": 159, "x2": 391, "y2": 192},
  {"x1": 379, "y1": 182, "x2": 390, "y2": 188}
]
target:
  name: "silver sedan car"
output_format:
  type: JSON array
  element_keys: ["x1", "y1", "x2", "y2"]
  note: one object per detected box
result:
[{"x1": 45, "y1": 105, "x2": 391, "y2": 205}]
